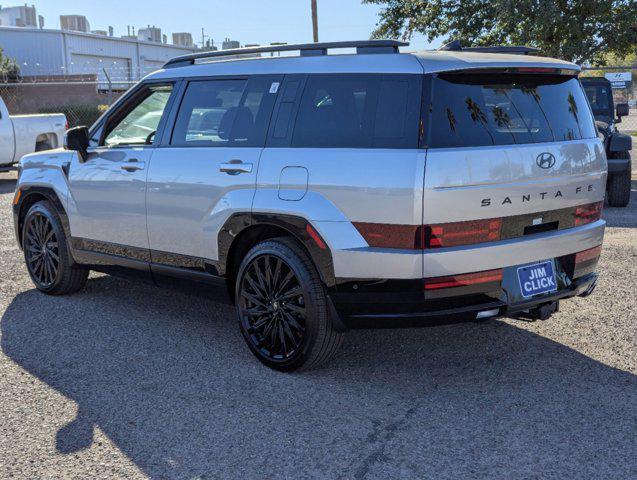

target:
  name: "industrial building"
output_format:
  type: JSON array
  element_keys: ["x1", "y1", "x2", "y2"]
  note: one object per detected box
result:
[
  {"x1": 0, "y1": 4, "x2": 252, "y2": 87},
  {"x1": 0, "y1": 26, "x2": 196, "y2": 85}
]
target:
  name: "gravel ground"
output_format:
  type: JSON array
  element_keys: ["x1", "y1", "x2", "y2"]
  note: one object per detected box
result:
[{"x1": 0, "y1": 167, "x2": 635, "y2": 480}]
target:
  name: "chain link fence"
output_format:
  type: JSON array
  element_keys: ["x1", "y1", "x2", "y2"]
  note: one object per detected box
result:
[
  {"x1": 0, "y1": 74, "x2": 134, "y2": 128},
  {"x1": 581, "y1": 66, "x2": 637, "y2": 134}
]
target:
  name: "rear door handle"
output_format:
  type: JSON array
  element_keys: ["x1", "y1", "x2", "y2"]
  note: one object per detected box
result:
[
  {"x1": 219, "y1": 160, "x2": 253, "y2": 175},
  {"x1": 121, "y1": 158, "x2": 145, "y2": 172}
]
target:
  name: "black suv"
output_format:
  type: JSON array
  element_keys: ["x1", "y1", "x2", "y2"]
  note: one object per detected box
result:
[{"x1": 582, "y1": 76, "x2": 632, "y2": 207}]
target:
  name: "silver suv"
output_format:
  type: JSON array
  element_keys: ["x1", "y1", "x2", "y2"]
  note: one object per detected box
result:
[{"x1": 12, "y1": 41, "x2": 606, "y2": 371}]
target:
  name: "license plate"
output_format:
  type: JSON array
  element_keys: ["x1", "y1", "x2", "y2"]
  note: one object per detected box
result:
[{"x1": 517, "y1": 261, "x2": 557, "y2": 298}]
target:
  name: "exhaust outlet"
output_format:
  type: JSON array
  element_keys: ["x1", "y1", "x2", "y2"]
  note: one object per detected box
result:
[{"x1": 578, "y1": 278, "x2": 598, "y2": 298}]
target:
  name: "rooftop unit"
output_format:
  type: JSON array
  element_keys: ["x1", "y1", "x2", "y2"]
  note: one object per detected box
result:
[
  {"x1": 173, "y1": 32, "x2": 194, "y2": 47},
  {"x1": 138, "y1": 25, "x2": 162, "y2": 43},
  {"x1": 222, "y1": 38, "x2": 240, "y2": 50},
  {"x1": 0, "y1": 4, "x2": 37, "y2": 27},
  {"x1": 60, "y1": 14, "x2": 90, "y2": 33}
]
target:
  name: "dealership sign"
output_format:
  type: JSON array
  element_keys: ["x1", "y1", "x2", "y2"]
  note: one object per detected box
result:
[{"x1": 604, "y1": 72, "x2": 633, "y2": 89}]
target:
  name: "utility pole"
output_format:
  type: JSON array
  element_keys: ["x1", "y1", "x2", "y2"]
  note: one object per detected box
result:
[{"x1": 311, "y1": 0, "x2": 319, "y2": 42}]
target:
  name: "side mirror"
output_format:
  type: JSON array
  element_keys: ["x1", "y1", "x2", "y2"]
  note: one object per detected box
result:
[
  {"x1": 616, "y1": 103, "x2": 629, "y2": 118},
  {"x1": 64, "y1": 126, "x2": 89, "y2": 162}
]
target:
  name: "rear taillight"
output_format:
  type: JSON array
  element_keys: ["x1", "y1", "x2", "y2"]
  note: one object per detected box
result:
[
  {"x1": 424, "y1": 268, "x2": 503, "y2": 290},
  {"x1": 353, "y1": 223, "x2": 421, "y2": 249},
  {"x1": 516, "y1": 67, "x2": 558, "y2": 73},
  {"x1": 424, "y1": 218, "x2": 502, "y2": 249},
  {"x1": 573, "y1": 244, "x2": 602, "y2": 278},
  {"x1": 574, "y1": 202, "x2": 602, "y2": 226},
  {"x1": 575, "y1": 245, "x2": 602, "y2": 264}
]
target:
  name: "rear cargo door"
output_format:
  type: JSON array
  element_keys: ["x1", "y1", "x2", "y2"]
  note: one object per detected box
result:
[{"x1": 421, "y1": 71, "x2": 606, "y2": 276}]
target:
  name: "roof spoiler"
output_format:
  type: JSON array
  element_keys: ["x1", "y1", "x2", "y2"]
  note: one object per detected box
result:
[
  {"x1": 439, "y1": 40, "x2": 539, "y2": 55},
  {"x1": 164, "y1": 40, "x2": 409, "y2": 68}
]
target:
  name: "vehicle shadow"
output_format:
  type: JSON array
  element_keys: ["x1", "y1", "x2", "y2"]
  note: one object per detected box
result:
[
  {"x1": 0, "y1": 177, "x2": 17, "y2": 195},
  {"x1": 1, "y1": 275, "x2": 635, "y2": 479}
]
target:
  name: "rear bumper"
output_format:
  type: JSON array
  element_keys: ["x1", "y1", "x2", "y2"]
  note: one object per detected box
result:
[
  {"x1": 329, "y1": 273, "x2": 597, "y2": 330},
  {"x1": 423, "y1": 219, "x2": 605, "y2": 278}
]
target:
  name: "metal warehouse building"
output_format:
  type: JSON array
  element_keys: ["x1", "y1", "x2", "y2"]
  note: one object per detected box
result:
[{"x1": 0, "y1": 26, "x2": 196, "y2": 85}]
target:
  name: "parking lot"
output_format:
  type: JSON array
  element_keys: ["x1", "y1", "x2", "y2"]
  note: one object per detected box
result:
[{"x1": 0, "y1": 165, "x2": 635, "y2": 479}]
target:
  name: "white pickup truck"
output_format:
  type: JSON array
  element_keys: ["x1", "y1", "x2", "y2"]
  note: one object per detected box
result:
[{"x1": 0, "y1": 96, "x2": 67, "y2": 171}]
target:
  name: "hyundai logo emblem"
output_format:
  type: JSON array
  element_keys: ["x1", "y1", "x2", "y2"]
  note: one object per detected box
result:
[{"x1": 536, "y1": 152, "x2": 556, "y2": 169}]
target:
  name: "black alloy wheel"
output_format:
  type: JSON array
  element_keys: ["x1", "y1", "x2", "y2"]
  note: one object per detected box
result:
[
  {"x1": 235, "y1": 238, "x2": 344, "y2": 372},
  {"x1": 25, "y1": 212, "x2": 60, "y2": 288},
  {"x1": 238, "y1": 253, "x2": 307, "y2": 362},
  {"x1": 22, "y1": 200, "x2": 88, "y2": 295}
]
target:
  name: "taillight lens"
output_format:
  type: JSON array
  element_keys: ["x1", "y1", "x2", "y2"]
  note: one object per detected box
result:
[
  {"x1": 573, "y1": 244, "x2": 602, "y2": 278},
  {"x1": 574, "y1": 202, "x2": 602, "y2": 226},
  {"x1": 575, "y1": 245, "x2": 602, "y2": 264},
  {"x1": 424, "y1": 218, "x2": 502, "y2": 249},
  {"x1": 353, "y1": 223, "x2": 422, "y2": 249},
  {"x1": 424, "y1": 268, "x2": 503, "y2": 290}
]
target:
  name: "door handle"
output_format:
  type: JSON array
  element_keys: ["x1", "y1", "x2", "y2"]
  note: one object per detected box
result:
[
  {"x1": 219, "y1": 160, "x2": 253, "y2": 175},
  {"x1": 121, "y1": 158, "x2": 145, "y2": 172}
]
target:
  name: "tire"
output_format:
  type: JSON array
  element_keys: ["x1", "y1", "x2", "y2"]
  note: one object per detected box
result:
[
  {"x1": 22, "y1": 200, "x2": 88, "y2": 295},
  {"x1": 607, "y1": 152, "x2": 631, "y2": 208},
  {"x1": 235, "y1": 237, "x2": 344, "y2": 372},
  {"x1": 35, "y1": 140, "x2": 52, "y2": 152}
]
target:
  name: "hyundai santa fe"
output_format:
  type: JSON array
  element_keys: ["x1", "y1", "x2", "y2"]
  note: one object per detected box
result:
[{"x1": 12, "y1": 40, "x2": 606, "y2": 371}]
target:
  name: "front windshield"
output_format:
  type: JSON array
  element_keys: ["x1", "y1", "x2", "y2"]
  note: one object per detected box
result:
[{"x1": 583, "y1": 83, "x2": 613, "y2": 123}]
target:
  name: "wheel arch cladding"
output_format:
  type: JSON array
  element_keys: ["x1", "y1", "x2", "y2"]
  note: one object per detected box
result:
[
  {"x1": 14, "y1": 186, "x2": 70, "y2": 250},
  {"x1": 220, "y1": 213, "x2": 336, "y2": 297}
]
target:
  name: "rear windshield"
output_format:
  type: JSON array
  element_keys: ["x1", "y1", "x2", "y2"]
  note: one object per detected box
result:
[{"x1": 426, "y1": 73, "x2": 597, "y2": 148}]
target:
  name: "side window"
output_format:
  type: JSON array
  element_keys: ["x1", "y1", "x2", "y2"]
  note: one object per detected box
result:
[
  {"x1": 171, "y1": 76, "x2": 278, "y2": 147},
  {"x1": 291, "y1": 74, "x2": 421, "y2": 149},
  {"x1": 103, "y1": 84, "x2": 173, "y2": 147}
]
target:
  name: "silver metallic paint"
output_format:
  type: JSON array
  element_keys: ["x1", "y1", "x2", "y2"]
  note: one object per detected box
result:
[
  {"x1": 15, "y1": 50, "x2": 603, "y2": 287},
  {"x1": 66, "y1": 147, "x2": 151, "y2": 249}
]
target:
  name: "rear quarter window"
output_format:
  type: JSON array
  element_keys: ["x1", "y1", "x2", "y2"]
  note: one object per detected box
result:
[
  {"x1": 291, "y1": 74, "x2": 421, "y2": 149},
  {"x1": 426, "y1": 73, "x2": 597, "y2": 148}
]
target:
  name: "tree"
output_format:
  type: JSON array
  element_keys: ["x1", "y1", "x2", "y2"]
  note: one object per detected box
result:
[
  {"x1": 0, "y1": 48, "x2": 20, "y2": 82},
  {"x1": 363, "y1": 0, "x2": 637, "y2": 65}
]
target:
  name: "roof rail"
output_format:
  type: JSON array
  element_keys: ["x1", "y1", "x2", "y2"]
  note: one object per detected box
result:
[
  {"x1": 439, "y1": 40, "x2": 539, "y2": 55},
  {"x1": 164, "y1": 40, "x2": 410, "y2": 68}
]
